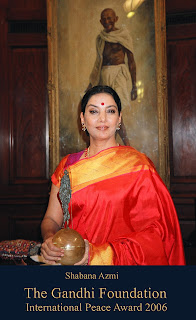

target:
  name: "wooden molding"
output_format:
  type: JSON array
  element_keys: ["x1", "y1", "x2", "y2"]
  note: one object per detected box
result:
[{"x1": 154, "y1": 0, "x2": 170, "y2": 188}]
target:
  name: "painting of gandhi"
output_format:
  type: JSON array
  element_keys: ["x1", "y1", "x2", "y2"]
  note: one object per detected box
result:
[{"x1": 87, "y1": 8, "x2": 137, "y2": 145}]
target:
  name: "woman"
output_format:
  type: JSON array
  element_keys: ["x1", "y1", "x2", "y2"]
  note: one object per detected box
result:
[{"x1": 41, "y1": 85, "x2": 185, "y2": 265}]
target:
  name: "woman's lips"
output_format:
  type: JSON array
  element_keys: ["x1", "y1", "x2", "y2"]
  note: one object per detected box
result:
[{"x1": 96, "y1": 126, "x2": 109, "y2": 131}]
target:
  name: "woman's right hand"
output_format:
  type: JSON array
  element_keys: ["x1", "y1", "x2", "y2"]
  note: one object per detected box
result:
[{"x1": 41, "y1": 236, "x2": 65, "y2": 265}]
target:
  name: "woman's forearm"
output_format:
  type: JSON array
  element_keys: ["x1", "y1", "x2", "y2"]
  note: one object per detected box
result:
[{"x1": 41, "y1": 217, "x2": 61, "y2": 241}]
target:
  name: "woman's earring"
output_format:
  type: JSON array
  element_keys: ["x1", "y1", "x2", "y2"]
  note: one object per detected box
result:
[
  {"x1": 116, "y1": 122, "x2": 121, "y2": 131},
  {"x1": 82, "y1": 123, "x2": 86, "y2": 131}
]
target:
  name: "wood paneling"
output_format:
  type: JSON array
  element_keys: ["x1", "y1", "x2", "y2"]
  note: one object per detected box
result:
[
  {"x1": 167, "y1": 24, "x2": 196, "y2": 186},
  {"x1": 166, "y1": 0, "x2": 196, "y2": 13},
  {"x1": 9, "y1": 214, "x2": 43, "y2": 240},
  {"x1": 0, "y1": 6, "x2": 9, "y2": 185},
  {"x1": 0, "y1": 0, "x2": 48, "y2": 242},
  {"x1": 7, "y1": 0, "x2": 46, "y2": 20},
  {"x1": 168, "y1": 39, "x2": 196, "y2": 178},
  {"x1": 8, "y1": 0, "x2": 46, "y2": 9},
  {"x1": 9, "y1": 47, "x2": 48, "y2": 183},
  {"x1": 167, "y1": 6, "x2": 196, "y2": 256}
]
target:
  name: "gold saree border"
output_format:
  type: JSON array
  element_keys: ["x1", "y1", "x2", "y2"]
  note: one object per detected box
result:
[
  {"x1": 89, "y1": 243, "x2": 114, "y2": 265},
  {"x1": 51, "y1": 154, "x2": 69, "y2": 188},
  {"x1": 68, "y1": 147, "x2": 155, "y2": 194}
]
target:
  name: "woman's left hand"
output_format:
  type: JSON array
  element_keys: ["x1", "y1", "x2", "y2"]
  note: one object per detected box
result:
[{"x1": 74, "y1": 239, "x2": 89, "y2": 265}]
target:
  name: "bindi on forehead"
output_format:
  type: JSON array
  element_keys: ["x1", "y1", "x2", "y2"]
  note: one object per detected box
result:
[{"x1": 101, "y1": 102, "x2": 104, "y2": 105}]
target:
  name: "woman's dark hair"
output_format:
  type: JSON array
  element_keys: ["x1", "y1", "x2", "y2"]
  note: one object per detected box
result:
[{"x1": 81, "y1": 85, "x2": 121, "y2": 115}]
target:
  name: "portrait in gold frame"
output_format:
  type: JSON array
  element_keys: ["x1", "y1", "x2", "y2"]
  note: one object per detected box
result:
[{"x1": 47, "y1": 0, "x2": 169, "y2": 187}]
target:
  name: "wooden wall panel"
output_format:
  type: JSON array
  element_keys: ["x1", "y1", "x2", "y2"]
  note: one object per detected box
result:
[
  {"x1": 8, "y1": 0, "x2": 46, "y2": 9},
  {"x1": 9, "y1": 48, "x2": 48, "y2": 183},
  {"x1": 167, "y1": 9, "x2": 196, "y2": 258},
  {"x1": 9, "y1": 214, "x2": 43, "y2": 240},
  {"x1": 0, "y1": 6, "x2": 9, "y2": 185},
  {"x1": 0, "y1": 0, "x2": 48, "y2": 242},
  {"x1": 168, "y1": 39, "x2": 196, "y2": 177},
  {"x1": 7, "y1": 0, "x2": 46, "y2": 20},
  {"x1": 166, "y1": 0, "x2": 196, "y2": 13}
]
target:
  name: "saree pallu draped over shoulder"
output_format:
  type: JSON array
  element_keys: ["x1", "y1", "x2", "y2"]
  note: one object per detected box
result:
[{"x1": 52, "y1": 146, "x2": 185, "y2": 265}]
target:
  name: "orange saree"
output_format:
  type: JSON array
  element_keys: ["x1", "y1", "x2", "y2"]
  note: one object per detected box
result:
[{"x1": 52, "y1": 146, "x2": 185, "y2": 265}]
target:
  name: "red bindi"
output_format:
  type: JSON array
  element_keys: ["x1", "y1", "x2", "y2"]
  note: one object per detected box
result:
[{"x1": 101, "y1": 102, "x2": 104, "y2": 105}]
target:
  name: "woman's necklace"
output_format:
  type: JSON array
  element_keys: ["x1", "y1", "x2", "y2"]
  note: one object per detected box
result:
[
  {"x1": 84, "y1": 144, "x2": 120, "y2": 159},
  {"x1": 84, "y1": 147, "x2": 90, "y2": 158}
]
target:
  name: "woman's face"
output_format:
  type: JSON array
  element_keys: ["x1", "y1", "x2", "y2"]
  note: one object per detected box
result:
[{"x1": 81, "y1": 93, "x2": 121, "y2": 143}]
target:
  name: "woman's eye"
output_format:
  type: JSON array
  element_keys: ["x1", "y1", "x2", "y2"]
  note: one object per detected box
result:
[
  {"x1": 107, "y1": 109, "x2": 116, "y2": 113},
  {"x1": 89, "y1": 110, "x2": 98, "y2": 114}
]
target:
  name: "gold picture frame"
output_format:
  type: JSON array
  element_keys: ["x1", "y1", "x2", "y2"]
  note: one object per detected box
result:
[{"x1": 47, "y1": 0, "x2": 169, "y2": 187}]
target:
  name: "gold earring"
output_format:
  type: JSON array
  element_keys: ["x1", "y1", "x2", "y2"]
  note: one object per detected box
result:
[
  {"x1": 116, "y1": 123, "x2": 121, "y2": 131},
  {"x1": 82, "y1": 123, "x2": 86, "y2": 131}
]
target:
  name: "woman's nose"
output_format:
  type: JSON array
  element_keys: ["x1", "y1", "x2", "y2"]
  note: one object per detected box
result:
[{"x1": 99, "y1": 111, "x2": 106, "y2": 122}]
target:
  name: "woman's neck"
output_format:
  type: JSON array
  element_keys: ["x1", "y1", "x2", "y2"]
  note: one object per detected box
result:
[{"x1": 88, "y1": 139, "x2": 119, "y2": 157}]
